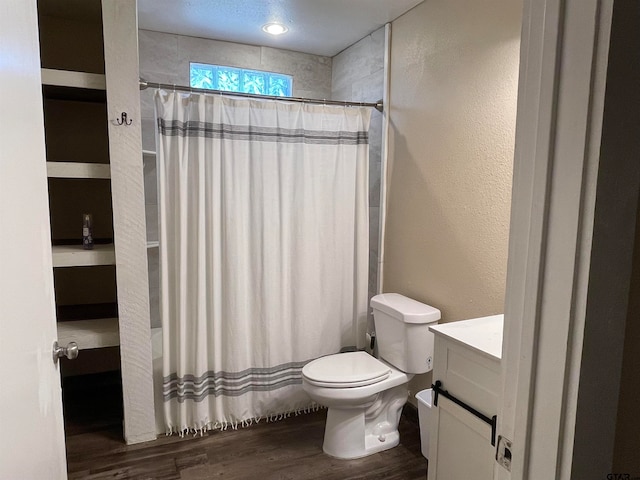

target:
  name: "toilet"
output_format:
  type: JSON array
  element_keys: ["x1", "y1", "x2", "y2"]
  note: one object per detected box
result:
[{"x1": 302, "y1": 293, "x2": 440, "y2": 459}]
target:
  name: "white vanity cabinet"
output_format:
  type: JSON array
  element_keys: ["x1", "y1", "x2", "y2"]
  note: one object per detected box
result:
[{"x1": 427, "y1": 315, "x2": 503, "y2": 480}]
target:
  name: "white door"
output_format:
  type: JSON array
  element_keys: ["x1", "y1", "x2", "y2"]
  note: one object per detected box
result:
[
  {"x1": 0, "y1": 0, "x2": 68, "y2": 478},
  {"x1": 496, "y1": 0, "x2": 629, "y2": 478}
]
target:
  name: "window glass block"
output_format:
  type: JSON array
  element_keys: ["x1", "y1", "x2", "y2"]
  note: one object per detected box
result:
[
  {"x1": 243, "y1": 71, "x2": 266, "y2": 95},
  {"x1": 190, "y1": 63, "x2": 215, "y2": 89},
  {"x1": 190, "y1": 63, "x2": 293, "y2": 97},
  {"x1": 216, "y1": 67, "x2": 240, "y2": 92},
  {"x1": 268, "y1": 75, "x2": 292, "y2": 97}
]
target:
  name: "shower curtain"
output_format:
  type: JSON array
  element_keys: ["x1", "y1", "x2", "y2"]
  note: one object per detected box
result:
[{"x1": 155, "y1": 90, "x2": 371, "y2": 434}]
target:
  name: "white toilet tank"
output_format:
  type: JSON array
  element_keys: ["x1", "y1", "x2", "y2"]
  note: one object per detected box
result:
[{"x1": 371, "y1": 293, "x2": 441, "y2": 374}]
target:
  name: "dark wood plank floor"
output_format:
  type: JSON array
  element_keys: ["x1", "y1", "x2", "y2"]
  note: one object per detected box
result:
[{"x1": 63, "y1": 372, "x2": 428, "y2": 480}]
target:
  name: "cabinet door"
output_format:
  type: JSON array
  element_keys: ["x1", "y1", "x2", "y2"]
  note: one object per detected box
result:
[{"x1": 430, "y1": 397, "x2": 495, "y2": 480}]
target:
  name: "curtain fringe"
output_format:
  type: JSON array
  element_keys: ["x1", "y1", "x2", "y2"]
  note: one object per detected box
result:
[{"x1": 165, "y1": 403, "x2": 324, "y2": 437}]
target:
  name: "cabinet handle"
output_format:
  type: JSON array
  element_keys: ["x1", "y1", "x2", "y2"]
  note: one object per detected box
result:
[{"x1": 432, "y1": 380, "x2": 498, "y2": 446}]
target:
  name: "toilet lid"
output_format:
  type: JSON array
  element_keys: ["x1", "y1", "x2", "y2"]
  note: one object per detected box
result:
[{"x1": 302, "y1": 351, "x2": 391, "y2": 388}]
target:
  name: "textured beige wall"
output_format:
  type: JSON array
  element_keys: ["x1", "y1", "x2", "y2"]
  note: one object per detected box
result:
[{"x1": 385, "y1": 0, "x2": 521, "y2": 400}]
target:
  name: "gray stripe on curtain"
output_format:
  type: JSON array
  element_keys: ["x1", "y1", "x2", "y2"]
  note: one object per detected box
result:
[
  {"x1": 163, "y1": 361, "x2": 311, "y2": 402},
  {"x1": 157, "y1": 119, "x2": 370, "y2": 145}
]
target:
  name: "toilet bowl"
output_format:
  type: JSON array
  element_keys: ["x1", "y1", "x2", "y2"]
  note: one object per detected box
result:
[
  {"x1": 302, "y1": 293, "x2": 441, "y2": 459},
  {"x1": 302, "y1": 351, "x2": 412, "y2": 458}
]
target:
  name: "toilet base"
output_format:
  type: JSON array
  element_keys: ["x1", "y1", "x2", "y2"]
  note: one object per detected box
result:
[{"x1": 321, "y1": 384, "x2": 408, "y2": 459}]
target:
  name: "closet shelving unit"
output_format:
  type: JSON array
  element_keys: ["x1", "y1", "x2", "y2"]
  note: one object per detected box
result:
[
  {"x1": 41, "y1": 66, "x2": 119, "y2": 349},
  {"x1": 38, "y1": 0, "x2": 155, "y2": 445}
]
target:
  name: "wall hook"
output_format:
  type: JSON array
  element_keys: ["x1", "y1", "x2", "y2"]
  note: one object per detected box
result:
[{"x1": 116, "y1": 112, "x2": 132, "y2": 126}]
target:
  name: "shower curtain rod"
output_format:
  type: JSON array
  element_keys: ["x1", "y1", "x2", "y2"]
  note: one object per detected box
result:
[{"x1": 140, "y1": 79, "x2": 384, "y2": 112}]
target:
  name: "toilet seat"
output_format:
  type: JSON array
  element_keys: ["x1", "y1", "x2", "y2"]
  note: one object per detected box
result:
[{"x1": 302, "y1": 351, "x2": 391, "y2": 388}]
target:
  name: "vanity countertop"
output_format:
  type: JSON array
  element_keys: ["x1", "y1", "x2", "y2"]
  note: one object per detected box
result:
[{"x1": 429, "y1": 314, "x2": 504, "y2": 361}]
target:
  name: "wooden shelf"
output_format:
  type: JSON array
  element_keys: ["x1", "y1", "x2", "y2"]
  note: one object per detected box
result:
[
  {"x1": 52, "y1": 244, "x2": 116, "y2": 267},
  {"x1": 41, "y1": 68, "x2": 106, "y2": 90},
  {"x1": 47, "y1": 162, "x2": 111, "y2": 179},
  {"x1": 57, "y1": 318, "x2": 119, "y2": 350}
]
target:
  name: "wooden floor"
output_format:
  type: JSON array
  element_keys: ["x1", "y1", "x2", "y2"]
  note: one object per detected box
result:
[{"x1": 63, "y1": 372, "x2": 428, "y2": 480}]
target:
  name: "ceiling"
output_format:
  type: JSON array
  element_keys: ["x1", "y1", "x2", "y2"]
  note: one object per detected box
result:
[{"x1": 136, "y1": 0, "x2": 424, "y2": 57}]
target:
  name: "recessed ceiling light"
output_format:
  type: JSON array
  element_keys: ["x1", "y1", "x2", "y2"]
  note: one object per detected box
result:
[{"x1": 262, "y1": 23, "x2": 288, "y2": 36}]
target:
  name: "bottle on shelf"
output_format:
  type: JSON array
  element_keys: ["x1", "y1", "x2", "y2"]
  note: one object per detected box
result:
[{"x1": 82, "y1": 213, "x2": 94, "y2": 250}]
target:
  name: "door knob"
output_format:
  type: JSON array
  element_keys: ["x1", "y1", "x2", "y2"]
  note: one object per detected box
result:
[{"x1": 53, "y1": 341, "x2": 79, "y2": 363}]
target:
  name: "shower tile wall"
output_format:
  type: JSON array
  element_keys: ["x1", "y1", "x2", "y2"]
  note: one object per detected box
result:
[
  {"x1": 139, "y1": 29, "x2": 384, "y2": 330},
  {"x1": 331, "y1": 26, "x2": 386, "y2": 322}
]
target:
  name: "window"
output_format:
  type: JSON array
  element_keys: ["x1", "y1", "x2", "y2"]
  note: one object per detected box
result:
[{"x1": 190, "y1": 63, "x2": 293, "y2": 97}]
